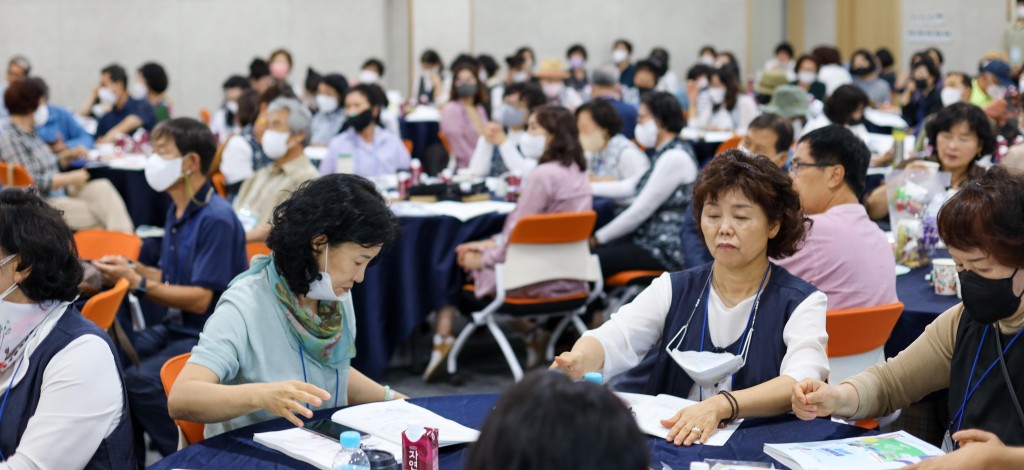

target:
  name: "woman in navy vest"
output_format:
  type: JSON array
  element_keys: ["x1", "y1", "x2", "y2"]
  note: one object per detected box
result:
[
  {"x1": 554, "y1": 151, "x2": 829, "y2": 446},
  {"x1": 0, "y1": 188, "x2": 133, "y2": 469},
  {"x1": 795, "y1": 166, "x2": 1024, "y2": 456}
]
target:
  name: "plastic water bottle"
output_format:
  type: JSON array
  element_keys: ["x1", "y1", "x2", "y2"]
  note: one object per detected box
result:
[{"x1": 332, "y1": 431, "x2": 370, "y2": 470}]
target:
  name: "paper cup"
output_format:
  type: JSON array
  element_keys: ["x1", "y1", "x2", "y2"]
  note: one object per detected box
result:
[{"x1": 932, "y1": 258, "x2": 958, "y2": 296}]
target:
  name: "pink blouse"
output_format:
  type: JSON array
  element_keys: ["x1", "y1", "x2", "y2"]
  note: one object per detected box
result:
[{"x1": 440, "y1": 101, "x2": 489, "y2": 169}]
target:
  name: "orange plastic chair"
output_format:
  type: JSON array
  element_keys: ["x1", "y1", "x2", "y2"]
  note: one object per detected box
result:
[
  {"x1": 438, "y1": 131, "x2": 453, "y2": 154},
  {"x1": 0, "y1": 163, "x2": 34, "y2": 187},
  {"x1": 198, "y1": 108, "x2": 212, "y2": 125},
  {"x1": 74, "y1": 229, "x2": 144, "y2": 261},
  {"x1": 403, "y1": 139, "x2": 414, "y2": 154},
  {"x1": 81, "y1": 278, "x2": 130, "y2": 330},
  {"x1": 246, "y1": 241, "x2": 272, "y2": 261},
  {"x1": 160, "y1": 353, "x2": 205, "y2": 446},
  {"x1": 826, "y1": 302, "x2": 904, "y2": 430},
  {"x1": 715, "y1": 135, "x2": 742, "y2": 155},
  {"x1": 448, "y1": 212, "x2": 603, "y2": 381},
  {"x1": 211, "y1": 173, "x2": 227, "y2": 197}
]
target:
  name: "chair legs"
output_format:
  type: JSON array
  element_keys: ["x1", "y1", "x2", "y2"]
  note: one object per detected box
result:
[
  {"x1": 545, "y1": 311, "x2": 590, "y2": 362},
  {"x1": 446, "y1": 321, "x2": 478, "y2": 375},
  {"x1": 485, "y1": 316, "x2": 524, "y2": 381}
]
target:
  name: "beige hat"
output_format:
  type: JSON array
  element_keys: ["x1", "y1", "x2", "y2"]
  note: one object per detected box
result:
[
  {"x1": 534, "y1": 58, "x2": 568, "y2": 80},
  {"x1": 755, "y1": 70, "x2": 789, "y2": 96}
]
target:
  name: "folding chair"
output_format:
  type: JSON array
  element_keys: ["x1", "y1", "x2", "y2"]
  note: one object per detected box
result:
[
  {"x1": 715, "y1": 135, "x2": 742, "y2": 155},
  {"x1": 826, "y1": 301, "x2": 904, "y2": 429},
  {"x1": 160, "y1": 353, "x2": 206, "y2": 448},
  {"x1": 82, "y1": 278, "x2": 130, "y2": 331},
  {"x1": 74, "y1": 229, "x2": 144, "y2": 261},
  {"x1": 246, "y1": 241, "x2": 272, "y2": 262},
  {"x1": 0, "y1": 163, "x2": 34, "y2": 187},
  {"x1": 447, "y1": 211, "x2": 603, "y2": 381}
]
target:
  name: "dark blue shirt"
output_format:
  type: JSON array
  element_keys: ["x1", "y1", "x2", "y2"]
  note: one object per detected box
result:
[
  {"x1": 597, "y1": 96, "x2": 638, "y2": 140},
  {"x1": 36, "y1": 105, "x2": 94, "y2": 150},
  {"x1": 159, "y1": 181, "x2": 247, "y2": 335},
  {"x1": 96, "y1": 97, "x2": 156, "y2": 137}
]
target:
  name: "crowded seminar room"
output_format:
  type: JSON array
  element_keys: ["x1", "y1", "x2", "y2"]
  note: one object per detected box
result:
[{"x1": 3, "y1": 0, "x2": 1024, "y2": 468}]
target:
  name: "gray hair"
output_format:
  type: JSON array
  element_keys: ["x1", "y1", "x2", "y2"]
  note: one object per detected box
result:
[
  {"x1": 267, "y1": 97, "x2": 313, "y2": 144},
  {"x1": 9, "y1": 55, "x2": 31, "y2": 75},
  {"x1": 592, "y1": 64, "x2": 620, "y2": 87}
]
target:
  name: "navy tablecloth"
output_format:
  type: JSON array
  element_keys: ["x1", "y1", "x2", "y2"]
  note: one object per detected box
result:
[
  {"x1": 886, "y1": 263, "x2": 960, "y2": 358},
  {"x1": 351, "y1": 198, "x2": 617, "y2": 380},
  {"x1": 149, "y1": 393, "x2": 872, "y2": 470},
  {"x1": 87, "y1": 165, "x2": 171, "y2": 228},
  {"x1": 399, "y1": 119, "x2": 441, "y2": 163}
]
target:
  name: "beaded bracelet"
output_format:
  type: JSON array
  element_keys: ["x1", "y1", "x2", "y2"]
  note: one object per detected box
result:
[{"x1": 717, "y1": 390, "x2": 739, "y2": 423}]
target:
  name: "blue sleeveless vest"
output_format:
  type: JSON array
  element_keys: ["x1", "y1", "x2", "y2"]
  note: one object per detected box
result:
[
  {"x1": 0, "y1": 305, "x2": 135, "y2": 469},
  {"x1": 616, "y1": 262, "x2": 817, "y2": 397}
]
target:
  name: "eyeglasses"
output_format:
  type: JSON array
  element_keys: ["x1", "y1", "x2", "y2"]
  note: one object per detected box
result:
[{"x1": 788, "y1": 160, "x2": 833, "y2": 175}]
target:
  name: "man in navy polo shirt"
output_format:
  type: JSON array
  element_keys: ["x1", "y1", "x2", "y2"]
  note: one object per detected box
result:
[
  {"x1": 93, "y1": 117, "x2": 246, "y2": 459},
  {"x1": 83, "y1": 63, "x2": 156, "y2": 144}
]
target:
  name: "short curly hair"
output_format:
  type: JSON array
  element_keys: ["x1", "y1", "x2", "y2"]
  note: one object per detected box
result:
[
  {"x1": 0, "y1": 188, "x2": 83, "y2": 302},
  {"x1": 266, "y1": 174, "x2": 400, "y2": 296},
  {"x1": 692, "y1": 150, "x2": 810, "y2": 259}
]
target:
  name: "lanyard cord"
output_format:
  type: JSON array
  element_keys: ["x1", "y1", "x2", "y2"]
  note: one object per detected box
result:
[
  {"x1": 951, "y1": 325, "x2": 1024, "y2": 434},
  {"x1": 699, "y1": 264, "x2": 771, "y2": 356},
  {"x1": 0, "y1": 354, "x2": 27, "y2": 462},
  {"x1": 299, "y1": 348, "x2": 339, "y2": 409}
]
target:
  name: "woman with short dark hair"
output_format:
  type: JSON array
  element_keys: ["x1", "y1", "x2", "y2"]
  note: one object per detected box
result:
[
  {"x1": 167, "y1": 174, "x2": 407, "y2": 437},
  {"x1": 464, "y1": 371, "x2": 649, "y2": 470},
  {"x1": 0, "y1": 188, "x2": 134, "y2": 469},
  {"x1": 795, "y1": 165, "x2": 1024, "y2": 448},
  {"x1": 591, "y1": 92, "x2": 699, "y2": 277},
  {"x1": 693, "y1": 67, "x2": 758, "y2": 132},
  {"x1": 576, "y1": 99, "x2": 650, "y2": 206},
  {"x1": 556, "y1": 151, "x2": 828, "y2": 447}
]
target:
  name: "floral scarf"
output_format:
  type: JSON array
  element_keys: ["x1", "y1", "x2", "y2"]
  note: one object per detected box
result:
[{"x1": 237, "y1": 255, "x2": 354, "y2": 364}]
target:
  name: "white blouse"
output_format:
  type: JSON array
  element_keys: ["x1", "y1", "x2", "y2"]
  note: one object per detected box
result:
[
  {"x1": 584, "y1": 272, "x2": 829, "y2": 400},
  {"x1": 0, "y1": 305, "x2": 123, "y2": 470}
]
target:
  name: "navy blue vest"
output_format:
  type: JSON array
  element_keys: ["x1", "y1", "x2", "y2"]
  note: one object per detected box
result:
[
  {"x1": 948, "y1": 311, "x2": 1024, "y2": 446},
  {"x1": 616, "y1": 262, "x2": 817, "y2": 397},
  {"x1": 0, "y1": 306, "x2": 135, "y2": 469}
]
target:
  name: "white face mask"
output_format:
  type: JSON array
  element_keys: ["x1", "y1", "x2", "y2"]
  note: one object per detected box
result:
[
  {"x1": 144, "y1": 154, "x2": 184, "y2": 192},
  {"x1": 511, "y1": 71, "x2": 530, "y2": 83},
  {"x1": 700, "y1": 55, "x2": 716, "y2": 66},
  {"x1": 696, "y1": 77, "x2": 709, "y2": 89},
  {"x1": 225, "y1": 100, "x2": 239, "y2": 114},
  {"x1": 478, "y1": 70, "x2": 489, "y2": 82},
  {"x1": 797, "y1": 71, "x2": 817, "y2": 85},
  {"x1": 316, "y1": 94, "x2": 339, "y2": 113},
  {"x1": 987, "y1": 84, "x2": 1007, "y2": 100},
  {"x1": 358, "y1": 70, "x2": 380, "y2": 84},
  {"x1": 541, "y1": 82, "x2": 564, "y2": 99},
  {"x1": 941, "y1": 87, "x2": 963, "y2": 107},
  {"x1": 306, "y1": 244, "x2": 346, "y2": 302},
  {"x1": 669, "y1": 349, "x2": 746, "y2": 389},
  {"x1": 612, "y1": 49, "x2": 629, "y2": 64},
  {"x1": 634, "y1": 119, "x2": 659, "y2": 148},
  {"x1": 98, "y1": 86, "x2": 118, "y2": 105},
  {"x1": 518, "y1": 133, "x2": 547, "y2": 160},
  {"x1": 33, "y1": 104, "x2": 49, "y2": 127},
  {"x1": 707, "y1": 87, "x2": 726, "y2": 104},
  {"x1": 129, "y1": 82, "x2": 148, "y2": 100},
  {"x1": 261, "y1": 130, "x2": 291, "y2": 160}
]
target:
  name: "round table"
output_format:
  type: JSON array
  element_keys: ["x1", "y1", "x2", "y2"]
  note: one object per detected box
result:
[
  {"x1": 149, "y1": 394, "x2": 872, "y2": 469},
  {"x1": 886, "y1": 263, "x2": 961, "y2": 358},
  {"x1": 351, "y1": 198, "x2": 618, "y2": 380}
]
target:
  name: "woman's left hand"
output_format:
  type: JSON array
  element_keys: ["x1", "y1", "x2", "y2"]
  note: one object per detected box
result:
[
  {"x1": 660, "y1": 395, "x2": 727, "y2": 446},
  {"x1": 458, "y1": 251, "x2": 485, "y2": 271}
]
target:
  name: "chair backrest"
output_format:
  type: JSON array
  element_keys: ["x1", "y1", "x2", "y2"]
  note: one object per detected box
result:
[
  {"x1": 403, "y1": 138, "x2": 414, "y2": 154},
  {"x1": 211, "y1": 172, "x2": 227, "y2": 197},
  {"x1": 81, "y1": 278, "x2": 130, "y2": 330},
  {"x1": 74, "y1": 229, "x2": 144, "y2": 261},
  {"x1": 198, "y1": 108, "x2": 212, "y2": 125},
  {"x1": 0, "y1": 163, "x2": 34, "y2": 188},
  {"x1": 715, "y1": 135, "x2": 742, "y2": 155},
  {"x1": 501, "y1": 212, "x2": 601, "y2": 291},
  {"x1": 246, "y1": 241, "x2": 272, "y2": 261},
  {"x1": 826, "y1": 302, "x2": 904, "y2": 357},
  {"x1": 160, "y1": 353, "x2": 205, "y2": 445}
]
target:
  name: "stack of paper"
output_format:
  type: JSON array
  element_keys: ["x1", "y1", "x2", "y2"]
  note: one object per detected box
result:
[
  {"x1": 391, "y1": 200, "x2": 515, "y2": 222},
  {"x1": 764, "y1": 430, "x2": 944, "y2": 470},
  {"x1": 615, "y1": 392, "x2": 741, "y2": 446},
  {"x1": 254, "y1": 428, "x2": 400, "y2": 470}
]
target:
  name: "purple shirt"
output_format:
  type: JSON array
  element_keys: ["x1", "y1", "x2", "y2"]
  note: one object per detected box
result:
[
  {"x1": 774, "y1": 204, "x2": 898, "y2": 310},
  {"x1": 473, "y1": 161, "x2": 593, "y2": 297},
  {"x1": 440, "y1": 101, "x2": 489, "y2": 169},
  {"x1": 321, "y1": 126, "x2": 410, "y2": 177}
]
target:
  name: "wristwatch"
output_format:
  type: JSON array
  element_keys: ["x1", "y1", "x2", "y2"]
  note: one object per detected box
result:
[{"x1": 133, "y1": 275, "x2": 148, "y2": 297}]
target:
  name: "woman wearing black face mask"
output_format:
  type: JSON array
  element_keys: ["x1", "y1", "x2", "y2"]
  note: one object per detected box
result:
[
  {"x1": 320, "y1": 84, "x2": 410, "y2": 178},
  {"x1": 849, "y1": 49, "x2": 892, "y2": 106},
  {"x1": 899, "y1": 56, "x2": 944, "y2": 132},
  {"x1": 793, "y1": 166, "x2": 1024, "y2": 450}
]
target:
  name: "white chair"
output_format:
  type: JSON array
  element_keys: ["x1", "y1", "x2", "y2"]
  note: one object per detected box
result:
[{"x1": 447, "y1": 211, "x2": 603, "y2": 381}]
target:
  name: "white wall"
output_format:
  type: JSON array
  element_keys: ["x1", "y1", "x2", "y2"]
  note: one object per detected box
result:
[
  {"x1": 803, "y1": 0, "x2": 838, "y2": 51},
  {"x1": 0, "y1": 0, "x2": 396, "y2": 119},
  {"x1": 900, "y1": 0, "x2": 1008, "y2": 74}
]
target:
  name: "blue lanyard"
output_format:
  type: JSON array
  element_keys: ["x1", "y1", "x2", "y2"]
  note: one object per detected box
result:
[
  {"x1": 950, "y1": 325, "x2": 1024, "y2": 434},
  {"x1": 298, "y1": 348, "x2": 339, "y2": 409},
  {"x1": 0, "y1": 354, "x2": 27, "y2": 462}
]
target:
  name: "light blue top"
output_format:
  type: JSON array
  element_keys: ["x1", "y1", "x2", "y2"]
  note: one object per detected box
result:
[
  {"x1": 36, "y1": 104, "x2": 94, "y2": 150},
  {"x1": 310, "y1": 108, "x2": 346, "y2": 147},
  {"x1": 188, "y1": 262, "x2": 356, "y2": 438},
  {"x1": 321, "y1": 126, "x2": 410, "y2": 178}
]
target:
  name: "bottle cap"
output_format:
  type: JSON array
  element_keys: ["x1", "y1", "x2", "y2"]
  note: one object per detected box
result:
[
  {"x1": 584, "y1": 372, "x2": 603, "y2": 384},
  {"x1": 340, "y1": 430, "x2": 362, "y2": 449}
]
